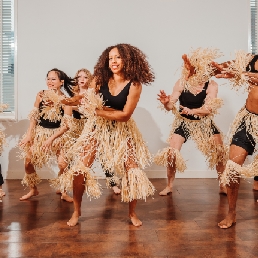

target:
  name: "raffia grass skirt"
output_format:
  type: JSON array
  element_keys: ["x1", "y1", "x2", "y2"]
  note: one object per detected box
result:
[
  {"x1": 19, "y1": 125, "x2": 64, "y2": 169},
  {"x1": 220, "y1": 107, "x2": 258, "y2": 181},
  {"x1": 155, "y1": 114, "x2": 226, "y2": 171},
  {"x1": 0, "y1": 129, "x2": 6, "y2": 156},
  {"x1": 53, "y1": 117, "x2": 155, "y2": 201}
]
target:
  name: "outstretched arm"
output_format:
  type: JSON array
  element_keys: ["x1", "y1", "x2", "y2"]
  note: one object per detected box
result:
[{"x1": 158, "y1": 80, "x2": 183, "y2": 111}]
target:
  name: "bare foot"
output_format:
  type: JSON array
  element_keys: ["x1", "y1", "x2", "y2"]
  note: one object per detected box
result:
[
  {"x1": 20, "y1": 189, "x2": 39, "y2": 201},
  {"x1": 112, "y1": 186, "x2": 121, "y2": 195},
  {"x1": 67, "y1": 211, "x2": 80, "y2": 227},
  {"x1": 56, "y1": 190, "x2": 61, "y2": 194},
  {"x1": 218, "y1": 213, "x2": 236, "y2": 229},
  {"x1": 253, "y1": 180, "x2": 258, "y2": 190},
  {"x1": 0, "y1": 189, "x2": 5, "y2": 202},
  {"x1": 219, "y1": 186, "x2": 227, "y2": 195},
  {"x1": 129, "y1": 213, "x2": 142, "y2": 227},
  {"x1": 61, "y1": 193, "x2": 73, "y2": 202},
  {"x1": 159, "y1": 186, "x2": 172, "y2": 196}
]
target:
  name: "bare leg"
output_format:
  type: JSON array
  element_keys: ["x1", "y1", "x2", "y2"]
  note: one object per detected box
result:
[
  {"x1": 20, "y1": 157, "x2": 39, "y2": 201},
  {"x1": 67, "y1": 173, "x2": 85, "y2": 227},
  {"x1": 57, "y1": 152, "x2": 73, "y2": 202},
  {"x1": 67, "y1": 141, "x2": 96, "y2": 227},
  {"x1": 159, "y1": 134, "x2": 184, "y2": 196},
  {"x1": 212, "y1": 134, "x2": 227, "y2": 194},
  {"x1": 218, "y1": 145, "x2": 247, "y2": 229},
  {"x1": 129, "y1": 200, "x2": 142, "y2": 226}
]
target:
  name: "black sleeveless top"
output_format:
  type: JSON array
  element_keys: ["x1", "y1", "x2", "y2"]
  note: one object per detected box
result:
[
  {"x1": 72, "y1": 110, "x2": 83, "y2": 119},
  {"x1": 179, "y1": 81, "x2": 209, "y2": 120},
  {"x1": 246, "y1": 55, "x2": 258, "y2": 72},
  {"x1": 99, "y1": 81, "x2": 131, "y2": 110},
  {"x1": 38, "y1": 101, "x2": 64, "y2": 129}
]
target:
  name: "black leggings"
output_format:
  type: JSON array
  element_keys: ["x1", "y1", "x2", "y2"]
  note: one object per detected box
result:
[{"x1": 0, "y1": 165, "x2": 3, "y2": 185}]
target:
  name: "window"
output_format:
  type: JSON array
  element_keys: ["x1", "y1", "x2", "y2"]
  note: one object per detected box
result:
[
  {"x1": 0, "y1": 0, "x2": 16, "y2": 119},
  {"x1": 250, "y1": 0, "x2": 257, "y2": 54}
]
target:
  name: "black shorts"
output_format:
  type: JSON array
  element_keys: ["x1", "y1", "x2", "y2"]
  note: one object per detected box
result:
[
  {"x1": 231, "y1": 122, "x2": 256, "y2": 155},
  {"x1": 174, "y1": 121, "x2": 220, "y2": 142}
]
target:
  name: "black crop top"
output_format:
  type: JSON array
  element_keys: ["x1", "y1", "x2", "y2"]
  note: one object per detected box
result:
[
  {"x1": 179, "y1": 81, "x2": 209, "y2": 120},
  {"x1": 38, "y1": 101, "x2": 64, "y2": 129},
  {"x1": 246, "y1": 55, "x2": 258, "y2": 73},
  {"x1": 72, "y1": 110, "x2": 83, "y2": 119},
  {"x1": 99, "y1": 81, "x2": 131, "y2": 110}
]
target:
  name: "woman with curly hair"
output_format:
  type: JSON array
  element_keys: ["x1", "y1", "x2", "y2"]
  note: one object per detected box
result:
[
  {"x1": 58, "y1": 43, "x2": 155, "y2": 227},
  {"x1": 155, "y1": 49, "x2": 226, "y2": 196},
  {"x1": 19, "y1": 68, "x2": 76, "y2": 201}
]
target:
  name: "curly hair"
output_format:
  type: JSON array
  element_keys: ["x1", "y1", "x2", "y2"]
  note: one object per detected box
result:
[
  {"x1": 74, "y1": 68, "x2": 93, "y2": 88},
  {"x1": 93, "y1": 43, "x2": 155, "y2": 86},
  {"x1": 47, "y1": 68, "x2": 76, "y2": 97}
]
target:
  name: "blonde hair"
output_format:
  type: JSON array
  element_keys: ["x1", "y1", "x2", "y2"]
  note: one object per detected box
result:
[{"x1": 74, "y1": 68, "x2": 93, "y2": 93}]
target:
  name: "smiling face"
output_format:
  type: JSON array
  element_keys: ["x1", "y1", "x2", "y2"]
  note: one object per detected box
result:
[
  {"x1": 77, "y1": 71, "x2": 89, "y2": 89},
  {"x1": 108, "y1": 47, "x2": 123, "y2": 75},
  {"x1": 46, "y1": 71, "x2": 63, "y2": 90}
]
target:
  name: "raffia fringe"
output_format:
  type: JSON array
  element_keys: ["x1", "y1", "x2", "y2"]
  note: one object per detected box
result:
[
  {"x1": 224, "y1": 50, "x2": 253, "y2": 91},
  {"x1": 228, "y1": 107, "x2": 258, "y2": 152},
  {"x1": 50, "y1": 160, "x2": 102, "y2": 199},
  {"x1": 78, "y1": 88, "x2": 104, "y2": 119},
  {"x1": 21, "y1": 172, "x2": 41, "y2": 188},
  {"x1": 28, "y1": 107, "x2": 40, "y2": 121},
  {"x1": 121, "y1": 168, "x2": 155, "y2": 202},
  {"x1": 168, "y1": 111, "x2": 225, "y2": 169},
  {"x1": 18, "y1": 126, "x2": 63, "y2": 169},
  {"x1": 0, "y1": 130, "x2": 6, "y2": 156},
  {"x1": 106, "y1": 175, "x2": 121, "y2": 188},
  {"x1": 0, "y1": 103, "x2": 8, "y2": 113},
  {"x1": 66, "y1": 117, "x2": 152, "y2": 177},
  {"x1": 220, "y1": 160, "x2": 241, "y2": 186},
  {"x1": 154, "y1": 147, "x2": 186, "y2": 173},
  {"x1": 39, "y1": 90, "x2": 64, "y2": 123},
  {"x1": 180, "y1": 48, "x2": 223, "y2": 91}
]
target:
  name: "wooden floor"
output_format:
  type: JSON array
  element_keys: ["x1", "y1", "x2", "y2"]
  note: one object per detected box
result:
[{"x1": 0, "y1": 178, "x2": 258, "y2": 258}]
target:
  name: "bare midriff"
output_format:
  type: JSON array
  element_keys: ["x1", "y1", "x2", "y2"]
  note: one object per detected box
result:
[{"x1": 246, "y1": 86, "x2": 258, "y2": 114}]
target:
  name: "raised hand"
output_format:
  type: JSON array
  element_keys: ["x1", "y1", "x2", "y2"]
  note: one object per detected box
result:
[
  {"x1": 157, "y1": 90, "x2": 170, "y2": 105},
  {"x1": 182, "y1": 54, "x2": 196, "y2": 80}
]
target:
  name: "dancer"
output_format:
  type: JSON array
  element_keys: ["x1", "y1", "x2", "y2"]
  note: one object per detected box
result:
[
  {"x1": 212, "y1": 52, "x2": 258, "y2": 228},
  {"x1": 155, "y1": 48, "x2": 226, "y2": 196},
  {"x1": 57, "y1": 43, "x2": 155, "y2": 227},
  {"x1": 0, "y1": 104, "x2": 8, "y2": 202},
  {"x1": 19, "y1": 68, "x2": 76, "y2": 201}
]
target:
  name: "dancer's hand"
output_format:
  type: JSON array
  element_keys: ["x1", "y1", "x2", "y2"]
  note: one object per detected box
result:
[
  {"x1": 211, "y1": 62, "x2": 234, "y2": 79},
  {"x1": 157, "y1": 90, "x2": 170, "y2": 105},
  {"x1": 19, "y1": 135, "x2": 32, "y2": 147},
  {"x1": 61, "y1": 95, "x2": 83, "y2": 106},
  {"x1": 182, "y1": 54, "x2": 196, "y2": 80},
  {"x1": 42, "y1": 139, "x2": 53, "y2": 151},
  {"x1": 180, "y1": 105, "x2": 194, "y2": 115}
]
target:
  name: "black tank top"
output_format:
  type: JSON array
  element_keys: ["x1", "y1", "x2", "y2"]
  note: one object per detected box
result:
[
  {"x1": 99, "y1": 81, "x2": 131, "y2": 110},
  {"x1": 179, "y1": 81, "x2": 209, "y2": 120},
  {"x1": 38, "y1": 101, "x2": 64, "y2": 128},
  {"x1": 246, "y1": 55, "x2": 258, "y2": 72},
  {"x1": 72, "y1": 110, "x2": 83, "y2": 119}
]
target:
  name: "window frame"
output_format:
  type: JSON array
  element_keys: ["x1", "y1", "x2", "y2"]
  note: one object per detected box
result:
[{"x1": 0, "y1": 0, "x2": 17, "y2": 121}]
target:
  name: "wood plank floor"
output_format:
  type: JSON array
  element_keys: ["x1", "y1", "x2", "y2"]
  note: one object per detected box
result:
[{"x1": 0, "y1": 178, "x2": 258, "y2": 258}]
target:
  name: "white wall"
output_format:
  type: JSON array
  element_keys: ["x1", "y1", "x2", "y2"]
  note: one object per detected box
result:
[{"x1": 1, "y1": 0, "x2": 249, "y2": 179}]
